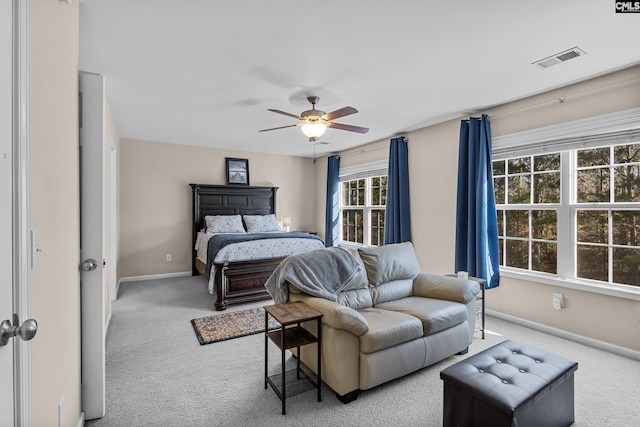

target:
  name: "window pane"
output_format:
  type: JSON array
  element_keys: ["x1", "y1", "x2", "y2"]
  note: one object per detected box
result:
[
  {"x1": 370, "y1": 209, "x2": 385, "y2": 246},
  {"x1": 531, "y1": 210, "x2": 557, "y2": 240},
  {"x1": 342, "y1": 209, "x2": 364, "y2": 243},
  {"x1": 534, "y1": 153, "x2": 560, "y2": 171},
  {"x1": 614, "y1": 143, "x2": 640, "y2": 164},
  {"x1": 370, "y1": 175, "x2": 387, "y2": 206},
  {"x1": 371, "y1": 187, "x2": 380, "y2": 205},
  {"x1": 534, "y1": 172, "x2": 560, "y2": 203},
  {"x1": 508, "y1": 175, "x2": 531, "y2": 204},
  {"x1": 494, "y1": 177, "x2": 505, "y2": 204},
  {"x1": 498, "y1": 237, "x2": 504, "y2": 265},
  {"x1": 577, "y1": 210, "x2": 608, "y2": 244},
  {"x1": 506, "y1": 210, "x2": 528, "y2": 238},
  {"x1": 532, "y1": 241, "x2": 557, "y2": 274},
  {"x1": 505, "y1": 239, "x2": 528, "y2": 269},
  {"x1": 613, "y1": 247, "x2": 640, "y2": 287},
  {"x1": 612, "y1": 211, "x2": 640, "y2": 246},
  {"x1": 614, "y1": 164, "x2": 640, "y2": 202},
  {"x1": 497, "y1": 210, "x2": 504, "y2": 237},
  {"x1": 577, "y1": 244, "x2": 608, "y2": 281},
  {"x1": 357, "y1": 179, "x2": 365, "y2": 205},
  {"x1": 577, "y1": 168, "x2": 610, "y2": 203},
  {"x1": 379, "y1": 176, "x2": 387, "y2": 206},
  {"x1": 493, "y1": 160, "x2": 505, "y2": 176},
  {"x1": 508, "y1": 157, "x2": 531, "y2": 174},
  {"x1": 578, "y1": 147, "x2": 609, "y2": 167},
  {"x1": 341, "y1": 182, "x2": 349, "y2": 206}
]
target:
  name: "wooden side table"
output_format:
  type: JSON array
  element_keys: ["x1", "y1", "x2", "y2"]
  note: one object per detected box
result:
[{"x1": 264, "y1": 301, "x2": 323, "y2": 415}]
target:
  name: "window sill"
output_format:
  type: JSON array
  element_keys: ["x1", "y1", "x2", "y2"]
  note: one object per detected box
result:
[{"x1": 500, "y1": 269, "x2": 640, "y2": 301}]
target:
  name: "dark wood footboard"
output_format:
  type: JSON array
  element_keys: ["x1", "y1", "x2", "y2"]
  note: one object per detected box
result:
[
  {"x1": 213, "y1": 258, "x2": 283, "y2": 311},
  {"x1": 195, "y1": 258, "x2": 280, "y2": 311}
]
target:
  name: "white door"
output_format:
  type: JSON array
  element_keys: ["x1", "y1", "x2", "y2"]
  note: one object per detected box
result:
[
  {"x1": 2, "y1": 2, "x2": 34, "y2": 425},
  {"x1": 79, "y1": 72, "x2": 107, "y2": 420},
  {"x1": 0, "y1": 1, "x2": 16, "y2": 423}
]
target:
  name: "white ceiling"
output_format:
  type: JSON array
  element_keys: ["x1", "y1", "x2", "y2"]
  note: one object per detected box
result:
[{"x1": 79, "y1": 1, "x2": 640, "y2": 158}]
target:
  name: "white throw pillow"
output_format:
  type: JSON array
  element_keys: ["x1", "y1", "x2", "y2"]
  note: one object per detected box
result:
[
  {"x1": 205, "y1": 215, "x2": 245, "y2": 233},
  {"x1": 243, "y1": 214, "x2": 282, "y2": 233}
]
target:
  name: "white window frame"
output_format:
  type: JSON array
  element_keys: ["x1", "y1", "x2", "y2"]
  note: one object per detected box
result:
[
  {"x1": 492, "y1": 108, "x2": 640, "y2": 301},
  {"x1": 338, "y1": 160, "x2": 388, "y2": 247}
]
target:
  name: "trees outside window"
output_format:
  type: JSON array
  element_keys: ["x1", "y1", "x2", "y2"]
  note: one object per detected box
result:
[
  {"x1": 494, "y1": 142, "x2": 639, "y2": 288},
  {"x1": 340, "y1": 176, "x2": 387, "y2": 246}
]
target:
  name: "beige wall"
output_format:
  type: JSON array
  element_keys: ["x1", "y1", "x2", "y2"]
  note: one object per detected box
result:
[
  {"x1": 29, "y1": 1, "x2": 81, "y2": 426},
  {"x1": 118, "y1": 139, "x2": 317, "y2": 278},
  {"x1": 315, "y1": 65, "x2": 640, "y2": 352}
]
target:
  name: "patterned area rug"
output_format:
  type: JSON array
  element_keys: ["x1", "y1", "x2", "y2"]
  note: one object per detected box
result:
[{"x1": 191, "y1": 307, "x2": 279, "y2": 345}]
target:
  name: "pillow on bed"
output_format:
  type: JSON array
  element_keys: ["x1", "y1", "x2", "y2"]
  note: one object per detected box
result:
[
  {"x1": 243, "y1": 214, "x2": 282, "y2": 233},
  {"x1": 205, "y1": 215, "x2": 245, "y2": 233}
]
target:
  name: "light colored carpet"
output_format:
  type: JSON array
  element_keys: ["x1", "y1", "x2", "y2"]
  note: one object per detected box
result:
[{"x1": 86, "y1": 275, "x2": 640, "y2": 427}]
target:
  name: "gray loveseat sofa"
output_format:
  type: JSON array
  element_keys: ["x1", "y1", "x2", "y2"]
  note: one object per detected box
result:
[{"x1": 267, "y1": 241, "x2": 480, "y2": 403}]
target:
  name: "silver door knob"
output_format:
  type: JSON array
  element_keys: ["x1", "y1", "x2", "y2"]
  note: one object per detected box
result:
[
  {"x1": 81, "y1": 258, "x2": 98, "y2": 271},
  {"x1": 0, "y1": 317, "x2": 38, "y2": 347}
]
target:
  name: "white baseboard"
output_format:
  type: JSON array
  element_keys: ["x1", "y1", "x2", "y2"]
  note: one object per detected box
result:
[
  {"x1": 487, "y1": 309, "x2": 640, "y2": 362},
  {"x1": 77, "y1": 412, "x2": 85, "y2": 427},
  {"x1": 119, "y1": 271, "x2": 192, "y2": 283}
]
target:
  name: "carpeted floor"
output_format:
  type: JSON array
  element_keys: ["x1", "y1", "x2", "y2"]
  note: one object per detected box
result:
[{"x1": 87, "y1": 275, "x2": 640, "y2": 427}]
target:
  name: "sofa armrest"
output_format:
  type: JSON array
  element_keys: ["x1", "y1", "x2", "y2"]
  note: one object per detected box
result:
[
  {"x1": 289, "y1": 293, "x2": 369, "y2": 336},
  {"x1": 412, "y1": 273, "x2": 480, "y2": 304}
]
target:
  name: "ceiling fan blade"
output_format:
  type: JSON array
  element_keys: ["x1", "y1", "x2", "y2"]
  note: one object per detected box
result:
[
  {"x1": 328, "y1": 122, "x2": 369, "y2": 134},
  {"x1": 324, "y1": 106, "x2": 358, "y2": 121},
  {"x1": 258, "y1": 124, "x2": 299, "y2": 132},
  {"x1": 267, "y1": 109, "x2": 302, "y2": 120}
]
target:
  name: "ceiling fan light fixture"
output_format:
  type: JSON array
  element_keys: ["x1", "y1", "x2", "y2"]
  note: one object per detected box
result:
[{"x1": 301, "y1": 121, "x2": 327, "y2": 139}]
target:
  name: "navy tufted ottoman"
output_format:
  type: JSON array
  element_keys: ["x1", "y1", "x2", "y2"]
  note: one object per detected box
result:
[{"x1": 440, "y1": 340, "x2": 578, "y2": 427}]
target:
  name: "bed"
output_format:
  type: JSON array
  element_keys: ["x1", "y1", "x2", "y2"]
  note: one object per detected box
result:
[{"x1": 190, "y1": 184, "x2": 325, "y2": 310}]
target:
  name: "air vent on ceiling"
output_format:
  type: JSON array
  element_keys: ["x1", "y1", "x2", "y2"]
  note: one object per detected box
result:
[{"x1": 532, "y1": 47, "x2": 586, "y2": 69}]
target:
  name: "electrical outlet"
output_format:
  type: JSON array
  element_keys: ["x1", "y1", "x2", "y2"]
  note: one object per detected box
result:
[
  {"x1": 553, "y1": 293, "x2": 564, "y2": 310},
  {"x1": 166, "y1": 253, "x2": 172, "y2": 262}
]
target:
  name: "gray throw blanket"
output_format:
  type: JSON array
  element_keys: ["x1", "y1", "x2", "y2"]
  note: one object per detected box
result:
[{"x1": 264, "y1": 247, "x2": 367, "y2": 304}]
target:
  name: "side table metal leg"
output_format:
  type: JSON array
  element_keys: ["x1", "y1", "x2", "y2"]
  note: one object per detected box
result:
[
  {"x1": 264, "y1": 313, "x2": 268, "y2": 389},
  {"x1": 482, "y1": 286, "x2": 485, "y2": 339},
  {"x1": 317, "y1": 317, "x2": 322, "y2": 402},
  {"x1": 281, "y1": 326, "x2": 286, "y2": 415}
]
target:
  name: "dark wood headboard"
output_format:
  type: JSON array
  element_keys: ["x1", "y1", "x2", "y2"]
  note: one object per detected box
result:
[{"x1": 189, "y1": 184, "x2": 279, "y2": 273}]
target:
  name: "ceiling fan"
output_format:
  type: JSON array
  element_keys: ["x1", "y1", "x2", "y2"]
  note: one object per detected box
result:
[{"x1": 259, "y1": 96, "x2": 369, "y2": 142}]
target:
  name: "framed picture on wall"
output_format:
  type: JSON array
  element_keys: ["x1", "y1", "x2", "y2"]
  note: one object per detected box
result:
[{"x1": 225, "y1": 157, "x2": 250, "y2": 185}]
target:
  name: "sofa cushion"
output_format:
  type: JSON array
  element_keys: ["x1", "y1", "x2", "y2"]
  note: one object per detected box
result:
[
  {"x1": 369, "y1": 278, "x2": 413, "y2": 306},
  {"x1": 357, "y1": 308, "x2": 423, "y2": 353},
  {"x1": 358, "y1": 242, "x2": 420, "y2": 286},
  {"x1": 376, "y1": 296, "x2": 468, "y2": 336},
  {"x1": 336, "y1": 288, "x2": 374, "y2": 310}
]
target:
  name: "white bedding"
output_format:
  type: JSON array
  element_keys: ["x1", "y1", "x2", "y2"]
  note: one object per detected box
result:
[{"x1": 196, "y1": 232, "x2": 325, "y2": 294}]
